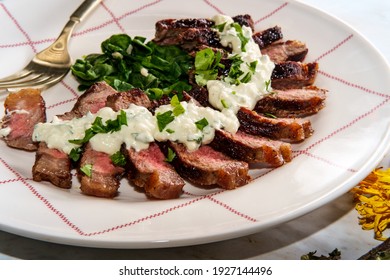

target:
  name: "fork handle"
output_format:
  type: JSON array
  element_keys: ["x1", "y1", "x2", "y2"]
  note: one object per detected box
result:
[{"x1": 70, "y1": 0, "x2": 103, "y2": 23}]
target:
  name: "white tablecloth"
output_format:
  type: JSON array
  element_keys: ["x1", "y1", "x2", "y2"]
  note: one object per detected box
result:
[{"x1": 0, "y1": 0, "x2": 389, "y2": 259}]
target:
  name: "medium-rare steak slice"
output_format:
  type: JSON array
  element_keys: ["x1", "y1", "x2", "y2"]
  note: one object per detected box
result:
[
  {"x1": 261, "y1": 40, "x2": 308, "y2": 63},
  {"x1": 210, "y1": 129, "x2": 291, "y2": 167},
  {"x1": 123, "y1": 143, "x2": 185, "y2": 199},
  {"x1": 59, "y1": 81, "x2": 117, "y2": 120},
  {"x1": 1, "y1": 88, "x2": 46, "y2": 151},
  {"x1": 271, "y1": 61, "x2": 318, "y2": 90},
  {"x1": 237, "y1": 107, "x2": 313, "y2": 142},
  {"x1": 254, "y1": 86, "x2": 327, "y2": 118},
  {"x1": 106, "y1": 88, "x2": 185, "y2": 199},
  {"x1": 253, "y1": 26, "x2": 283, "y2": 49},
  {"x1": 159, "y1": 141, "x2": 250, "y2": 190},
  {"x1": 78, "y1": 144, "x2": 125, "y2": 198},
  {"x1": 105, "y1": 88, "x2": 152, "y2": 111},
  {"x1": 32, "y1": 82, "x2": 118, "y2": 189},
  {"x1": 32, "y1": 142, "x2": 72, "y2": 189},
  {"x1": 186, "y1": 87, "x2": 314, "y2": 142}
]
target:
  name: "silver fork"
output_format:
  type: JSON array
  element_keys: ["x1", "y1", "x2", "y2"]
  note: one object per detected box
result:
[{"x1": 0, "y1": 0, "x2": 102, "y2": 92}]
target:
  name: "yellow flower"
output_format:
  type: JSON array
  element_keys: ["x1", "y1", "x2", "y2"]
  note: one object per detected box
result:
[{"x1": 351, "y1": 168, "x2": 390, "y2": 241}]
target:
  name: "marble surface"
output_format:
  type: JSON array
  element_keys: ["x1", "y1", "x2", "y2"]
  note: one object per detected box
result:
[{"x1": 0, "y1": 0, "x2": 389, "y2": 260}]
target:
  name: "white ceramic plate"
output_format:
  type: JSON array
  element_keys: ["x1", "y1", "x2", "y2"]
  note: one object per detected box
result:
[{"x1": 0, "y1": 0, "x2": 389, "y2": 249}]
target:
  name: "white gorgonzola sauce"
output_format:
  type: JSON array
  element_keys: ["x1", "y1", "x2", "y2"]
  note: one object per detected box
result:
[
  {"x1": 208, "y1": 14, "x2": 275, "y2": 114},
  {"x1": 33, "y1": 105, "x2": 155, "y2": 155},
  {"x1": 154, "y1": 100, "x2": 239, "y2": 151},
  {"x1": 33, "y1": 101, "x2": 239, "y2": 154}
]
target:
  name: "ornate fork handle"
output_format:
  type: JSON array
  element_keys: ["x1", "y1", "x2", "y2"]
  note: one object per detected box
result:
[{"x1": 34, "y1": 0, "x2": 102, "y2": 67}]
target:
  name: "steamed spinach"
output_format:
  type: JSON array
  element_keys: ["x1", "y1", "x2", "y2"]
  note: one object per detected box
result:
[{"x1": 71, "y1": 34, "x2": 193, "y2": 98}]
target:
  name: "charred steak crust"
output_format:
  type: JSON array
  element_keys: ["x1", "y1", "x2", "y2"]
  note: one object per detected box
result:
[
  {"x1": 158, "y1": 141, "x2": 251, "y2": 190},
  {"x1": 210, "y1": 129, "x2": 292, "y2": 167},
  {"x1": 271, "y1": 61, "x2": 318, "y2": 90},
  {"x1": 32, "y1": 142, "x2": 72, "y2": 189},
  {"x1": 237, "y1": 107, "x2": 313, "y2": 142},
  {"x1": 252, "y1": 26, "x2": 283, "y2": 49},
  {"x1": 254, "y1": 86, "x2": 327, "y2": 118},
  {"x1": 184, "y1": 86, "x2": 314, "y2": 142},
  {"x1": 232, "y1": 14, "x2": 255, "y2": 31},
  {"x1": 153, "y1": 18, "x2": 220, "y2": 50}
]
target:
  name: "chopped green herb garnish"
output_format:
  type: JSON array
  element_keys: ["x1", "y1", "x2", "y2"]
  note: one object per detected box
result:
[
  {"x1": 195, "y1": 117, "x2": 209, "y2": 131},
  {"x1": 80, "y1": 164, "x2": 93, "y2": 177},
  {"x1": 214, "y1": 22, "x2": 227, "y2": 32},
  {"x1": 69, "y1": 128, "x2": 95, "y2": 145},
  {"x1": 173, "y1": 105, "x2": 184, "y2": 116},
  {"x1": 166, "y1": 128, "x2": 175, "y2": 134},
  {"x1": 170, "y1": 94, "x2": 181, "y2": 106},
  {"x1": 69, "y1": 110, "x2": 128, "y2": 145},
  {"x1": 69, "y1": 147, "x2": 83, "y2": 162},
  {"x1": 249, "y1": 60, "x2": 258, "y2": 73},
  {"x1": 225, "y1": 56, "x2": 254, "y2": 84},
  {"x1": 188, "y1": 135, "x2": 203, "y2": 144},
  {"x1": 265, "y1": 79, "x2": 272, "y2": 91},
  {"x1": 226, "y1": 55, "x2": 244, "y2": 85},
  {"x1": 194, "y1": 48, "x2": 223, "y2": 86},
  {"x1": 232, "y1": 22, "x2": 249, "y2": 52},
  {"x1": 165, "y1": 147, "x2": 176, "y2": 162},
  {"x1": 156, "y1": 110, "x2": 175, "y2": 132},
  {"x1": 110, "y1": 151, "x2": 127, "y2": 166},
  {"x1": 170, "y1": 94, "x2": 185, "y2": 116},
  {"x1": 263, "y1": 112, "x2": 277, "y2": 119},
  {"x1": 240, "y1": 72, "x2": 252, "y2": 83},
  {"x1": 221, "y1": 99, "x2": 229, "y2": 109}
]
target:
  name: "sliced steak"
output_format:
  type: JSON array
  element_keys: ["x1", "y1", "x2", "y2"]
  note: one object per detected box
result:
[
  {"x1": 106, "y1": 89, "x2": 185, "y2": 199},
  {"x1": 185, "y1": 87, "x2": 314, "y2": 142},
  {"x1": 105, "y1": 88, "x2": 152, "y2": 111},
  {"x1": 271, "y1": 61, "x2": 318, "y2": 90},
  {"x1": 78, "y1": 144, "x2": 125, "y2": 198},
  {"x1": 123, "y1": 143, "x2": 185, "y2": 199},
  {"x1": 261, "y1": 40, "x2": 308, "y2": 63},
  {"x1": 253, "y1": 26, "x2": 283, "y2": 49},
  {"x1": 237, "y1": 107, "x2": 313, "y2": 142},
  {"x1": 210, "y1": 129, "x2": 291, "y2": 167},
  {"x1": 254, "y1": 86, "x2": 327, "y2": 118},
  {"x1": 32, "y1": 142, "x2": 72, "y2": 189},
  {"x1": 32, "y1": 82, "x2": 118, "y2": 189},
  {"x1": 153, "y1": 18, "x2": 220, "y2": 50},
  {"x1": 1, "y1": 88, "x2": 46, "y2": 151},
  {"x1": 59, "y1": 81, "x2": 117, "y2": 120},
  {"x1": 159, "y1": 141, "x2": 250, "y2": 190}
]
